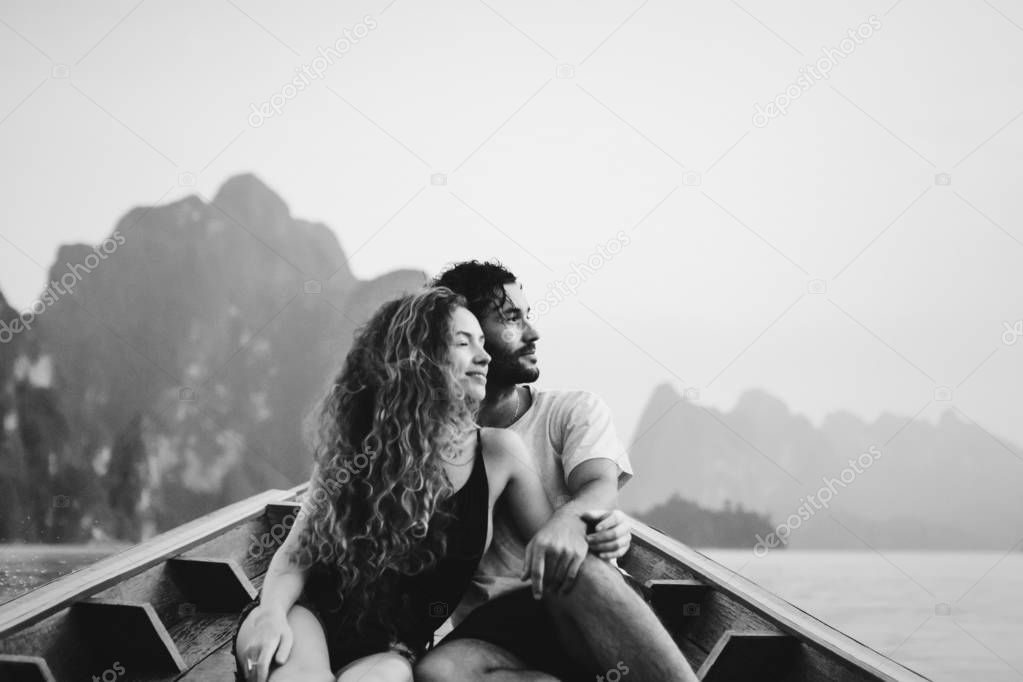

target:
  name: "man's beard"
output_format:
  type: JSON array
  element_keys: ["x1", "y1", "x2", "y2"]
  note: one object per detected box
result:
[{"x1": 486, "y1": 348, "x2": 539, "y2": 385}]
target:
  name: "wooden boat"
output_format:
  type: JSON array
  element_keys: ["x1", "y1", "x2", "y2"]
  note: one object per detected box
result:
[{"x1": 0, "y1": 483, "x2": 932, "y2": 681}]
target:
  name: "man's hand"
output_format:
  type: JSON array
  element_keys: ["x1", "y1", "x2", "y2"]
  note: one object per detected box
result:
[
  {"x1": 521, "y1": 507, "x2": 588, "y2": 598},
  {"x1": 582, "y1": 509, "x2": 632, "y2": 560}
]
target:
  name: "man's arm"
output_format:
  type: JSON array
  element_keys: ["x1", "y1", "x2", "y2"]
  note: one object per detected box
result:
[
  {"x1": 562, "y1": 458, "x2": 632, "y2": 560},
  {"x1": 559, "y1": 391, "x2": 633, "y2": 562},
  {"x1": 529, "y1": 391, "x2": 634, "y2": 593},
  {"x1": 562, "y1": 457, "x2": 620, "y2": 513}
]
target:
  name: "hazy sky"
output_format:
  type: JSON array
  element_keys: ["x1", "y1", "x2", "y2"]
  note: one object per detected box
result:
[{"x1": 2, "y1": 0, "x2": 1022, "y2": 449}]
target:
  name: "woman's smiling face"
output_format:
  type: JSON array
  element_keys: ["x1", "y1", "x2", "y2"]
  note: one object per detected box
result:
[{"x1": 447, "y1": 305, "x2": 491, "y2": 401}]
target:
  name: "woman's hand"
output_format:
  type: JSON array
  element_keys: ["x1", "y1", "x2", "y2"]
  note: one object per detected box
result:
[{"x1": 236, "y1": 604, "x2": 294, "y2": 682}]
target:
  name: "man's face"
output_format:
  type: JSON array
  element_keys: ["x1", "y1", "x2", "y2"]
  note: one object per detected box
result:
[{"x1": 478, "y1": 282, "x2": 540, "y2": 386}]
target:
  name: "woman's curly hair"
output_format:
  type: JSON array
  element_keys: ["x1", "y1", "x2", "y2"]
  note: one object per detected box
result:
[{"x1": 292, "y1": 286, "x2": 478, "y2": 640}]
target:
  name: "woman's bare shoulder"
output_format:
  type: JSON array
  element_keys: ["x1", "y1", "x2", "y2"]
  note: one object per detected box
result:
[
  {"x1": 480, "y1": 426, "x2": 527, "y2": 452},
  {"x1": 479, "y1": 427, "x2": 530, "y2": 476}
]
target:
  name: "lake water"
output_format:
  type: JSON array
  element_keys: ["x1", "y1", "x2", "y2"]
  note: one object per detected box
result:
[
  {"x1": 1, "y1": 546, "x2": 1020, "y2": 680},
  {"x1": 705, "y1": 549, "x2": 1023, "y2": 681},
  {"x1": 0, "y1": 544, "x2": 128, "y2": 605}
]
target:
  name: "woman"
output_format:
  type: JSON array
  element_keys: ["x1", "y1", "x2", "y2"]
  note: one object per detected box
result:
[{"x1": 232, "y1": 287, "x2": 555, "y2": 682}]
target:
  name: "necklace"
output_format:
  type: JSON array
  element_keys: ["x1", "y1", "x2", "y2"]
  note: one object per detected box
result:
[{"x1": 508, "y1": 386, "x2": 522, "y2": 425}]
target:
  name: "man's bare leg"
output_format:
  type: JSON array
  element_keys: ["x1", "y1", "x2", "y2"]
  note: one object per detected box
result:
[
  {"x1": 417, "y1": 556, "x2": 696, "y2": 681},
  {"x1": 414, "y1": 638, "x2": 559, "y2": 681},
  {"x1": 544, "y1": 555, "x2": 699, "y2": 681}
]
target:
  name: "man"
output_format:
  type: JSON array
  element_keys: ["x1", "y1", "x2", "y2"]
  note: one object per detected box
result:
[{"x1": 415, "y1": 261, "x2": 697, "y2": 681}]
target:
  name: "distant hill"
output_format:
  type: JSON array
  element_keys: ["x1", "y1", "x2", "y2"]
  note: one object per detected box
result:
[
  {"x1": 0, "y1": 175, "x2": 426, "y2": 543},
  {"x1": 632, "y1": 494, "x2": 777, "y2": 550},
  {"x1": 621, "y1": 384, "x2": 1023, "y2": 550}
]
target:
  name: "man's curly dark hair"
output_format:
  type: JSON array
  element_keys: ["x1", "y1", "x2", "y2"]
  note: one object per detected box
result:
[{"x1": 430, "y1": 260, "x2": 519, "y2": 319}]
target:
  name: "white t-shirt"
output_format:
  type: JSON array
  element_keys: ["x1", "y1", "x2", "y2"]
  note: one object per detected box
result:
[{"x1": 451, "y1": 383, "x2": 634, "y2": 624}]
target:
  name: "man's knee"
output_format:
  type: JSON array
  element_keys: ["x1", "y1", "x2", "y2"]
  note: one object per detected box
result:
[
  {"x1": 580, "y1": 554, "x2": 621, "y2": 584},
  {"x1": 568, "y1": 556, "x2": 625, "y2": 600},
  {"x1": 544, "y1": 556, "x2": 636, "y2": 621}
]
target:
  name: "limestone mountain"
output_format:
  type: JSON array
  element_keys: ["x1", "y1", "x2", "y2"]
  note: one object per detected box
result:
[
  {"x1": 0, "y1": 175, "x2": 425, "y2": 542},
  {"x1": 621, "y1": 384, "x2": 1023, "y2": 549}
]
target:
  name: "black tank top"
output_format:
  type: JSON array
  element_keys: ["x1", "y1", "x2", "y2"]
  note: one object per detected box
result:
[{"x1": 395, "y1": 428, "x2": 489, "y2": 645}]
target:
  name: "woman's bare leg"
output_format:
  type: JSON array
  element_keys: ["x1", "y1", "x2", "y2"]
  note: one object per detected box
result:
[
  {"x1": 415, "y1": 638, "x2": 559, "y2": 681},
  {"x1": 335, "y1": 652, "x2": 413, "y2": 682},
  {"x1": 261, "y1": 604, "x2": 333, "y2": 682}
]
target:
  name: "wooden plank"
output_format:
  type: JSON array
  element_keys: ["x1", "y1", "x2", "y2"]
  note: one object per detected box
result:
[
  {"x1": 179, "y1": 639, "x2": 238, "y2": 681},
  {"x1": 0, "y1": 655, "x2": 56, "y2": 682},
  {"x1": 166, "y1": 558, "x2": 257, "y2": 612},
  {"x1": 685, "y1": 588, "x2": 781, "y2": 656},
  {"x1": 643, "y1": 564, "x2": 875, "y2": 681},
  {"x1": 620, "y1": 538, "x2": 695, "y2": 584},
  {"x1": 0, "y1": 486, "x2": 303, "y2": 638},
  {"x1": 264, "y1": 501, "x2": 301, "y2": 529},
  {"x1": 646, "y1": 581, "x2": 713, "y2": 644},
  {"x1": 646, "y1": 579, "x2": 712, "y2": 617},
  {"x1": 629, "y1": 521, "x2": 931, "y2": 681},
  {"x1": 167, "y1": 611, "x2": 243, "y2": 671},
  {"x1": 179, "y1": 519, "x2": 278, "y2": 580},
  {"x1": 0, "y1": 610, "x2": 96, "y2": 681},
  {"x1": 698, "y1": 631, "x2": 798, "y2": 682},
  {"x1": 643, "y1": 579, "x2": 717, "y2": 670},
  {"x1": 88, "y1": 561, "x2": 190, "y2": 638},
  {"x1": 72, "y1": 599, "x2": 186, "y2": 674}
]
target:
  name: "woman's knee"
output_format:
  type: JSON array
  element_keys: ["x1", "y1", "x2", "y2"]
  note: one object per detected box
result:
[
  {"x1": 336, "y1": 653, "x2": 412, "y2": 682},
  {"x1": 257, "y1": 604, "x2": 333, "y2": 682},
  {"x1": 414, "y1": 649, "x2": 460, "y2": 682},
  {"x1": 269, "y1": 666, "x2": 335, "y2": 682}
]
